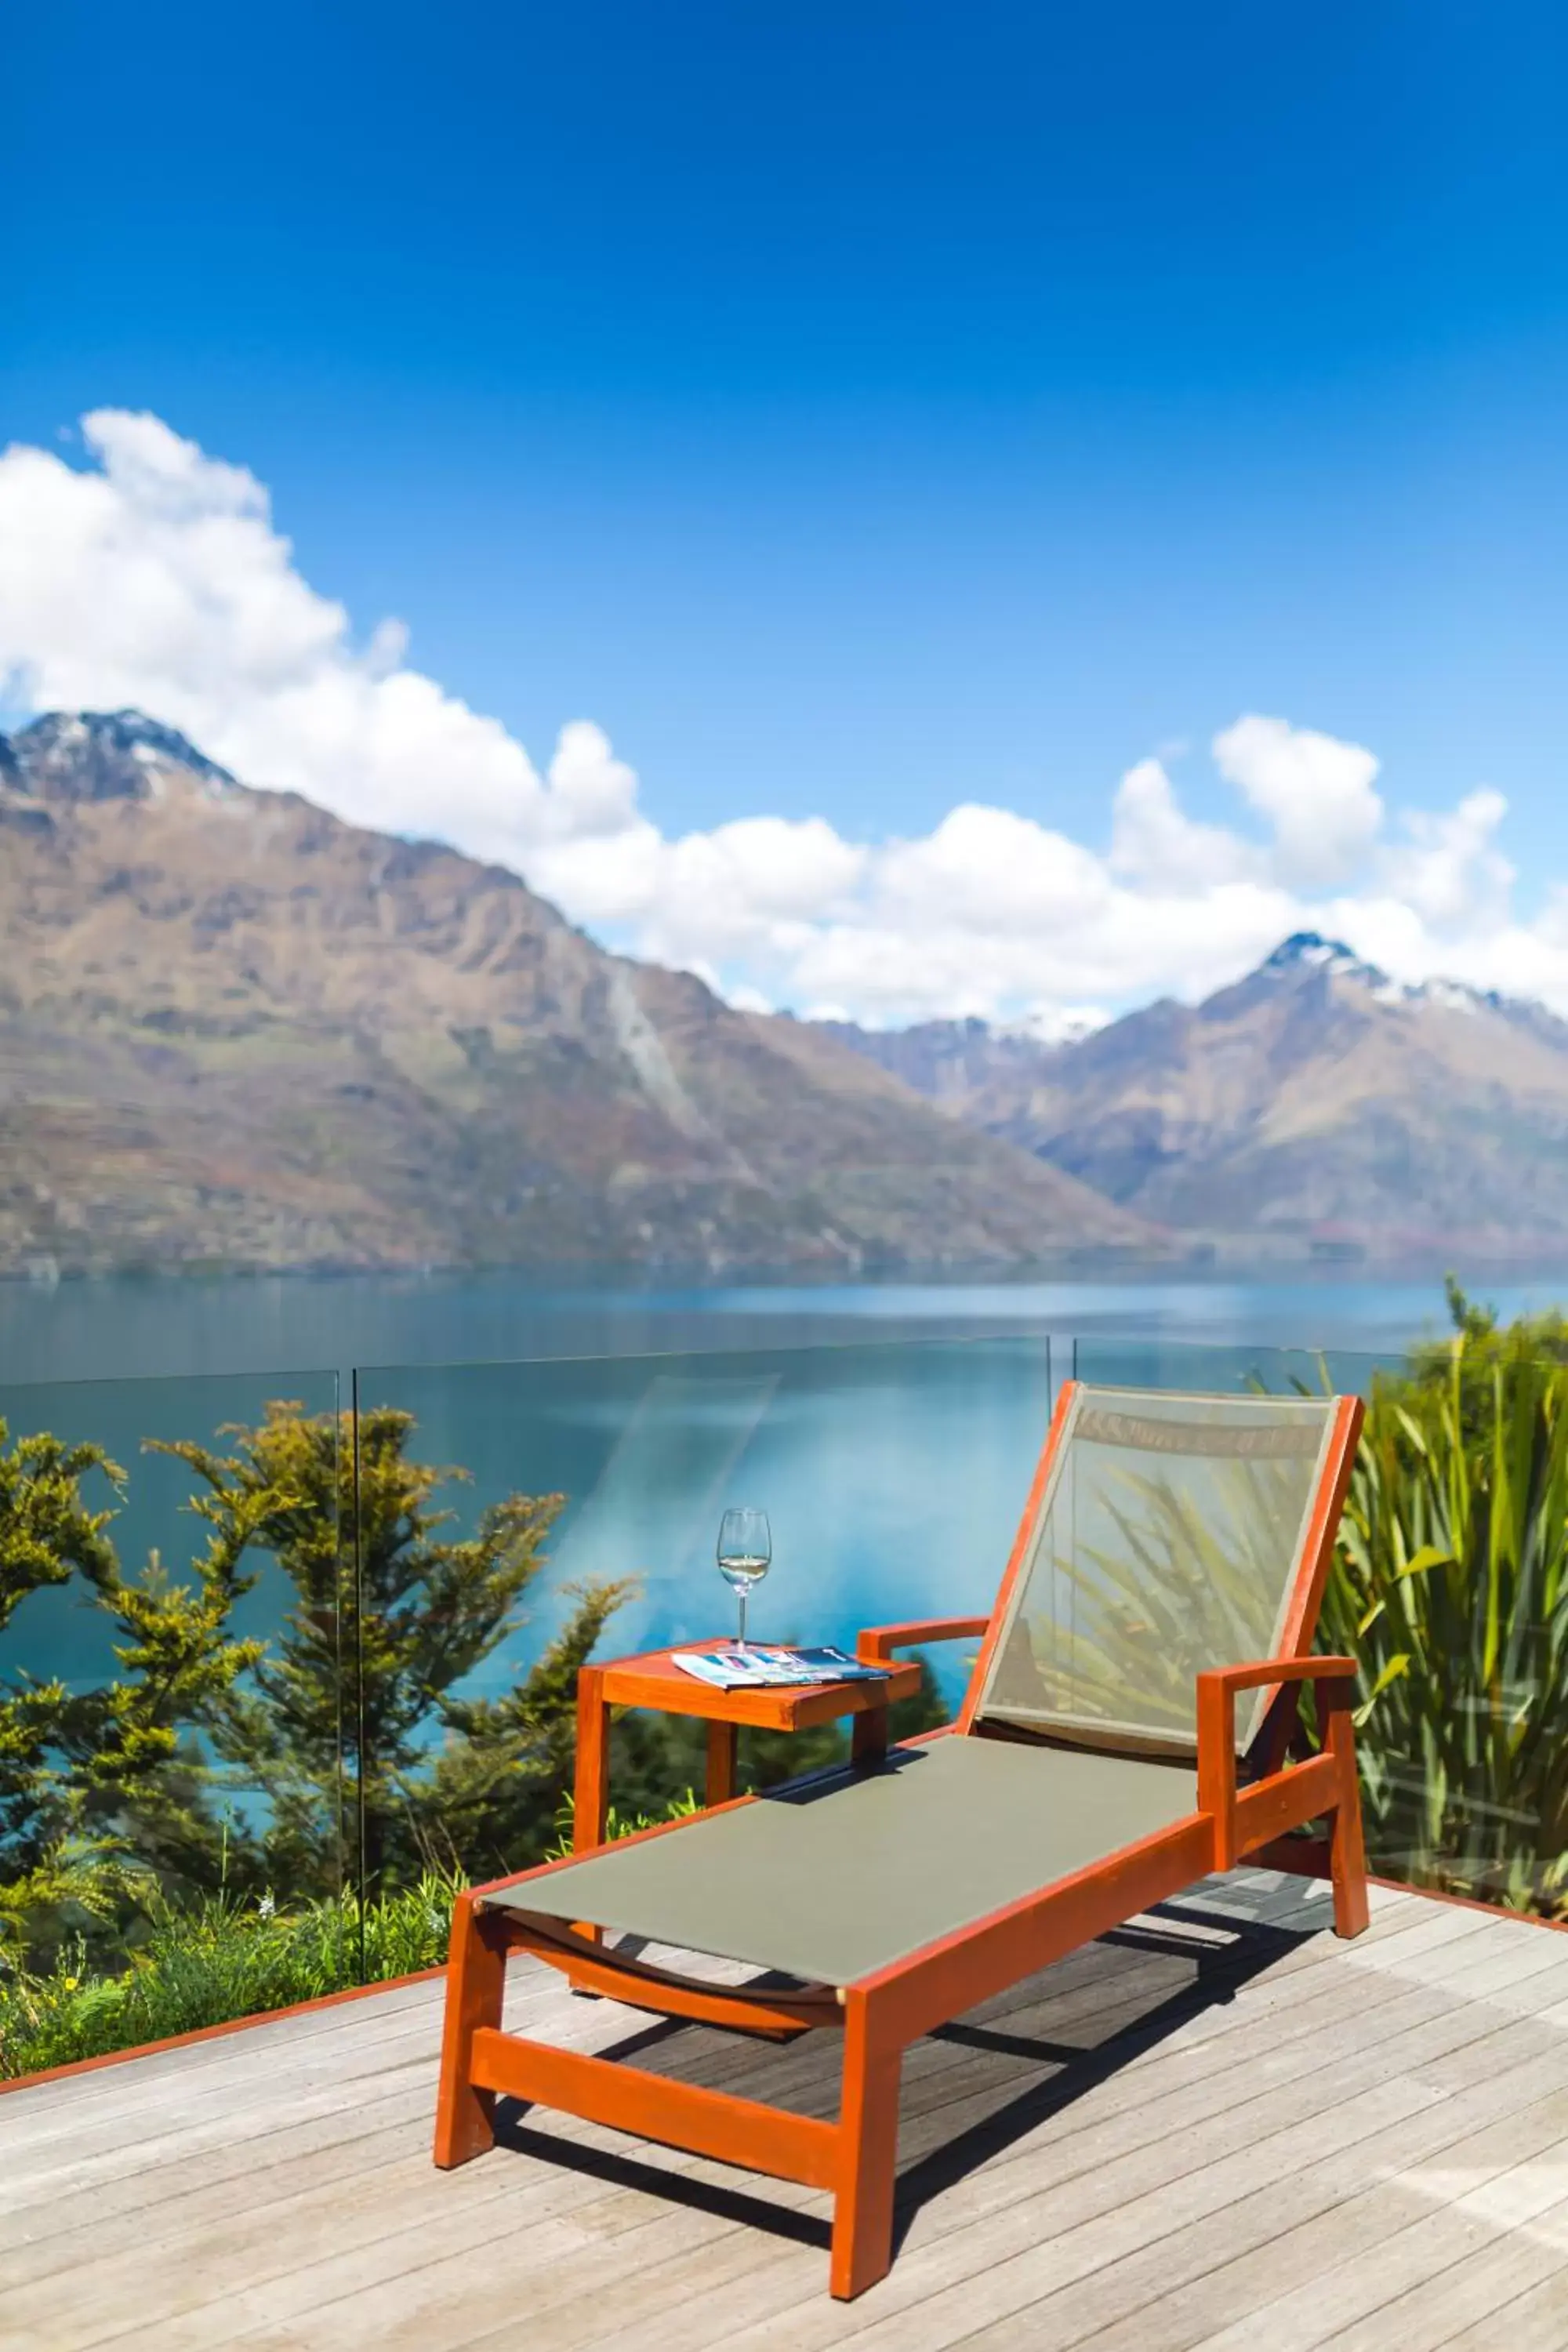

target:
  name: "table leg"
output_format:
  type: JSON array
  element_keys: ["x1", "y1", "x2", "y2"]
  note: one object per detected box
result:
[
  {"x1": 706, "y1": 1719, "x2": 739, "y2": 1807},
  {"x1": 571, "y1": 1668, "x2": 612, "y2": 1976},
  {"x1": 575, "y1": 1668, "x2": 611, "y2": 1854},
  {"x1": 852, "y1": 1702, "x2": 889, "y2": 1769}
]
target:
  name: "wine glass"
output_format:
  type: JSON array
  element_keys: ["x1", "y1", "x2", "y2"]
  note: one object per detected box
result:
[{"x1": 717, "y1": 1507, "x2": 771, "y2": 1648}]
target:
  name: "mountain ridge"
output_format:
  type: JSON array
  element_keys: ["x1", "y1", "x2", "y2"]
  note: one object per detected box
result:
[
  {"x1": 0, "y1": 710, "x2": 1156, "y2": 1276},
  {"x1": 822, "y1": 933, "x2": 1568, "y2": 1259}
]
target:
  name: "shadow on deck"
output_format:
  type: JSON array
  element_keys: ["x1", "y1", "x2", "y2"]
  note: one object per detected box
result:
[{"x1": 3, "y1": 1872, "x2": 1567, "y2": 2352}]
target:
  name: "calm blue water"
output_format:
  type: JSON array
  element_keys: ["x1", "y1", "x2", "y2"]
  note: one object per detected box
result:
[
  {"x1": 5, "y1": 1263, "x2": 1568, "y2": 1386},
  {"x1": 4, "y1": 1266, "x2": 1566, "y2": 1722}
]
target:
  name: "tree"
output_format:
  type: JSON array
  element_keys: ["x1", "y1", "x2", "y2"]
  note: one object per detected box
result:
[
  {"x1": 7, "y1": 1392, "x2": 949, "y2": 1980},
  {"x1": 0, "y1": 1419, "x2": 264, "y2": 1963},
  {"x1": 161, "y1": 1403, "x2": 632, "y2": 1895}
]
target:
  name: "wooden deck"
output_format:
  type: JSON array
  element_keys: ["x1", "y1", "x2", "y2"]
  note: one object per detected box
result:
[{"x1": 5, "y1": 1874, "x2": 1568, "y2": 2351}]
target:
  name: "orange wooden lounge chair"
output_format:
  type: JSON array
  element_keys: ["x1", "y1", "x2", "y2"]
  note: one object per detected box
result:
[{"x1": 434, "y1": 1380, "x2": 1368, "y2": 2299}]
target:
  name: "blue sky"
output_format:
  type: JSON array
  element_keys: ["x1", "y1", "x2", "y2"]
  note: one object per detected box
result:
[{"x1": 5, "y1": 2, "x2": 1568, "y2": 1023}]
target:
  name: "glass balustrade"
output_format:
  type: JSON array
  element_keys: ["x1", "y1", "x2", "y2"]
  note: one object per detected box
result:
[
  {"x1": 5, "y1": 1318, "x2": 1565, "y2": 2082},
  {"x1": 1073, "y1": 1330, "x2": 1568, "y2": 1922},
  {"x1": 349, "y1": 1332, "x2": 1056, "y2": 1889}
]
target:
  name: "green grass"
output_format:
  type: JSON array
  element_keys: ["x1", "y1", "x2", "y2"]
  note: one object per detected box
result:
[
  {"x1": 543, "y1": 1785, "x2": 699, "y2": 1859},
  {"x1": 0, "y1": 1792, "x2": 702, "y2": 2082},
  {"x1": 0, "y1": 1875, "x2": 460, "y2": 2081}
]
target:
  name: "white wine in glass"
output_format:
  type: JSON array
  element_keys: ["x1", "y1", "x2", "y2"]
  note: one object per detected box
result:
[{"x1": 716, "y1": 1507, "x2": 771, "y2": 1648}]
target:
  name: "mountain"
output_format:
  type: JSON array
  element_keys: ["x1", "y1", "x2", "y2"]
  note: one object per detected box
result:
[
  {"x1": 0, "y1": 712, "x2": 1157, "y2": 1276},
  {"x1": 816, "y1": 1015, "x2": 1075, "y2": 1108},
  {"x1": 823, "y1": 935, "x2": 1568, "y2": 1261}
]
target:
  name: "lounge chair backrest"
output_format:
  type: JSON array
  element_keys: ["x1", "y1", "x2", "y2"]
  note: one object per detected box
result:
[{"x1": 971, "y1": 1383, "x2": 1351, "y2": 1760}]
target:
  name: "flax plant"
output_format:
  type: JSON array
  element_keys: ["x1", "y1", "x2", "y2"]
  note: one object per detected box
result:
[{"x1": 1319, "y1": 1333, "x2": 1568, "y2": 1917}]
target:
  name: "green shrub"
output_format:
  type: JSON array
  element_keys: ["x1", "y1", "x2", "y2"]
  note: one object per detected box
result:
[
  {"x1": 544, "y1": 1787, "x2": 700, "y2": 1860},
  {"x1": 0, "y1": 1875, "x2": 461, "y2": 2080},
  {"x1": 1320, "y1": 1295, "x2": 1568, "y2": 1918},
  {"x1": 0, "y1": 1781, "x2": 706, "y2": 2081},
  {"x1": 1, "y1": 1402, "x2": 630, "y2": 1981}
]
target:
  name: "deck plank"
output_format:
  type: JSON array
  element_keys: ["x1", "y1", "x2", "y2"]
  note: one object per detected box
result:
[
  {"x1": 1313, "y1": 2187, "x2": 1568, "y2": 2352},
  {"x1": 1439, "y1": 2266, "x2": 1568, "y2": 2350},
  {"x1": 2, "y1": 1878, "x2": 1565, "y2": 2352},
  {"x1": 659, "y1": 2050, "x2": 1566, "y2": 2352}
]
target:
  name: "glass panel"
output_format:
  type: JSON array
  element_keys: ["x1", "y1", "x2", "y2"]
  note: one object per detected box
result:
[
  {"x1": 977, "y1": 1385, "x2": 1341, "y2": 1755},
  {"x1": 1072, "y1": 1331, "x2": 1568, "y2": 1927},
  {"x1": 1068, "y1": 1333, "x2": 1401, "y2": 1400},
  {"x1": 0, "y1": 1367, "x2": 343, "y2": 2078},
  {"x1": 351, "y1": 1334, "x2": 1054, "y2": 1887}
]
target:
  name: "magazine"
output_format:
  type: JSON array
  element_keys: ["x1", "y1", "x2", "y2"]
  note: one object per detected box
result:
[{"x1": 671, "y1": 1644, "x2": 891, "y2": 1692}]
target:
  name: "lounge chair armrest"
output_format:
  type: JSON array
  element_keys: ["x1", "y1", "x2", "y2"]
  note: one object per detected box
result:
[
  {"x1": 1197, "y1": 1657, "x2": 1359, "y2": 1871},
  {"x1": 1200, "y1": 1655, "x2": 1357, "y2": 1698},
  {"x1": 856, "y1": 1616, "x2": 991, "y2": 1664},
  {"x1": 1197, "y1": 1654, "x2": 1356, "y2": 1775},
  {"x1": 1200, "y1": 1656, "x2": 1358, "y2": 1780}
]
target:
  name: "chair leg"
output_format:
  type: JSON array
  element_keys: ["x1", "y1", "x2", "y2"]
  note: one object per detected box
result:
[
  {"x1": 1326, "y1": 1696, "x2": 1370, "y2": 1940},
  {"x1": 830, "y1": 1994, "x2": 902, "y2": 2300},
  {"x1": 433, "y1": 1894, "x2": 509, "y2": 2167}
]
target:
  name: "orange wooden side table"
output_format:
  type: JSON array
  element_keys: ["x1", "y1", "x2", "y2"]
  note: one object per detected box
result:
[{"x1": 573, "y1": 1643, "x2": 925, "y2": 1853}]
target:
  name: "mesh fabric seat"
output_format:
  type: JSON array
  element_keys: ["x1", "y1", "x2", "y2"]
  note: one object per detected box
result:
[
  {"x1": 978, "y1": 1385, "x2": 1340, "y2": 1759},
  {"x1": 489, "y1": 1735, "x2": 1197, "y2": 1986}
]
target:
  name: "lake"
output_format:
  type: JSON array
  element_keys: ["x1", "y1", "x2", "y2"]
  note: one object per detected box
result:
[
  {"x1": 5, "y1": 1265, "x2": 1567, "y2": 1714},
  {"x1": 6, "y1": 1263, "x2": 1568, "y2": 1387}
]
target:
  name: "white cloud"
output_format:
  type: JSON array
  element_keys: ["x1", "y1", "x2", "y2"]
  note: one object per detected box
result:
[
  {"x1": 2, "y1": 409, "x2": 1567, "y2": 1031},
  {"x1": 542, "y1": 721, "x2": 641, "y2": 841},
  {"x1": 877, "y1": 804, "x2": 1109, "y2": 935},
  {"x1": 1214, "y1": 713, "x2": 1383, "y2": 887},
  {"x1": 1110, "y1": 757, "x2": 1259, "y2": 892},
  {"x1": 1385, "y1": 788, "x2": 1513, "y2": 933},
  {"x1": 0, "y1": 409, "x2": 555, "y2": 864}
]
